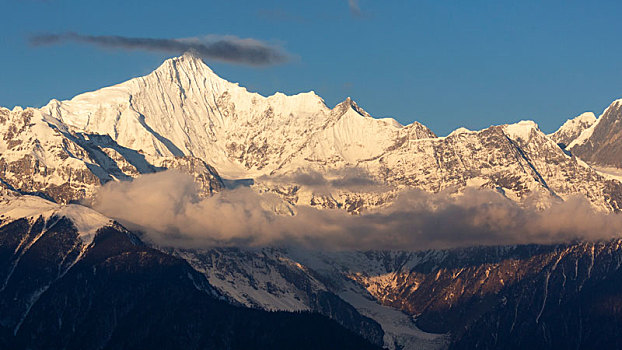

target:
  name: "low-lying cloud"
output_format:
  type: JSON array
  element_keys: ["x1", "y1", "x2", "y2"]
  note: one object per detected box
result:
[
  {"x1": 29, "y1": 32, "x2": 291, "y2": 66},
  {"x1": 91, "y1": 171, "x2": 622, "y2": 251},
  {"x1": 258, "y1": 167, "x2": 387, "y2": 193}
]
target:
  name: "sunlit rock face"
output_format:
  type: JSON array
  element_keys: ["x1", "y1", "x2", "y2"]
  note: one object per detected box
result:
[
  {"x1": 335, "y1": 242, "x2": 622, "y2": 349},
  {"x1": 569, "y1": 100, "x2": 622, "y2": 168}
]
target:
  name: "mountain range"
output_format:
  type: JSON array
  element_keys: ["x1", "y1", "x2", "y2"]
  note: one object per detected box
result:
[{"x1": 2, "y1": 52, "x2": 622, "y2": 349}]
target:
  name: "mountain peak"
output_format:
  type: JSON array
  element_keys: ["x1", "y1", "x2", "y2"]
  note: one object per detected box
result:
[
  {"x1": 549, "y1": 112, "x2": 596, "y2": 147},
  {"x1": 181, "y1": 50, "x2": 201, "y2": 60},
  {"x1": 334, "y1": 97, "x2": 372, "y2": 118},
  {"x1": 448, "y1": 127, "x2": 474, "y2": 137},
  {"x1": 503, "y1": 120, "x2": 540, "y2": 143},
  {"x1": 575, "y1": 111, "x2": 597, "y2": 122},
  {"x1": 568, "y1": 98, "x2": 622, "y2": 167},
  {"x1": 177, "y1": 50, "x2": 211, "y2": 67},
  {"x1": 153, "y1": 52, "x2": 218, "y2": 81}
]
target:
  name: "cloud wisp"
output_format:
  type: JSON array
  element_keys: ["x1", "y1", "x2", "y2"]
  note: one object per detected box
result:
[
  {"x1": 29, "y1": 32, "x2": 291, "y2": 66},
  {"x1": 348, "y1": 0, "x2": 362, "y2": 16},
  {"x1": 258, "y1": 167, "x2": 388, "y2": 193},
  {"x1": 90, "y1": 171, "x2": 622, "y2": 251}
]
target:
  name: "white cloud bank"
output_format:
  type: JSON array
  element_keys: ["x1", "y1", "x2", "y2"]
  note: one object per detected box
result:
[{"x1": 91, "y1": 171, "x2": 622, "y2": 250}]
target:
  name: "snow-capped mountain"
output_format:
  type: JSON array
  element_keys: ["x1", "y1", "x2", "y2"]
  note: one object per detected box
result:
[
  {"x1": 548, "y1": 112, "x2": 596, "y2": 147},
  {"x1": 42, "y1": 53, "x2": 431, "y2": 179},
  {"x1": 10, "y1": 52, "x2": 616, "y2": 212}
]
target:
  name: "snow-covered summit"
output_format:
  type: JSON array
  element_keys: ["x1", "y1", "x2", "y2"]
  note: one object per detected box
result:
[
  {"x1": 549, "y1": 112, "x2": 596, "y2": 147},
  {"x1": 503, "y1": 120, "x2": 540, "y2": 143},
  {"x1": 447, "y1": 127, "x2": 474, "y2": 137}
]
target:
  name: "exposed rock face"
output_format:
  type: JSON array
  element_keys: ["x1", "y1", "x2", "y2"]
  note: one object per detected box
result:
[
  {"x1": 154, "y1": 156, "x2": 224, "y2": 195},
  {"x1": 569, "y1": 100, "x2": 622, "y2": 168},
  {"x1": 166, "y1": 241, "x2": 622, "y2": 350},
  {"x1": 330, "y1": 242, "x2": 622, "y2": 349},
  {"x1": 0, "y1": 108, "x2": 102, "y2": 203}
]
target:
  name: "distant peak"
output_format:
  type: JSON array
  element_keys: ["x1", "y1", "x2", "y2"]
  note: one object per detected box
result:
[
  {"x1": 334, "y1": 97, "x2": 371, "y2": 118},
  {"x1": 448, "y1": 127, "x2": 474, "y2": 137},
  {"x1": 549, "y1": 111, "x2": 597, "y2": 147},
  {"x1": 555, "y1": 112, "x2": 596, "y2": 132},
  {"x1": 336, "y1": 97, "x2": 355, "y2": 107},
  {"x1": 177, "y1": 51, "x2": 210, "y2": 65},
  {"x1": 153, "y1": 52, "x2": 218, "y2": 81},
  {"x1": 576, "y1": 111, "x2": 596, "y2": 121},
  {"x1": 173, "y1": 52, "x2": 210, "y2": 68},
  {"x1": 182, "y1": 50, "x2": 201, "y2": 59},
  {"x1": 503, "y1": 120, "x2": 540, "y2": 142},
  {"x1": 507, "y1": 120, "x2": 539, "y2": 129}
]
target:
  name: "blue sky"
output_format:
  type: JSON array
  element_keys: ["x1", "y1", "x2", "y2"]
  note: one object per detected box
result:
[{"x1": 2, "y1": 0, "x2": 622, "y2": 135}]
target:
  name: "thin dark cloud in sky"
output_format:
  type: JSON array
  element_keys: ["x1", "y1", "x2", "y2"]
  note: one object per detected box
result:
[
  {"x1": 29, "y1": 32, "x2": 291, "y2": 66},
  {"x1": 91, "y1": 170, "x2": 622, "y2": 251},
  {"x1": 348, "y1": 0, "x2": 362, "y2": 16}
]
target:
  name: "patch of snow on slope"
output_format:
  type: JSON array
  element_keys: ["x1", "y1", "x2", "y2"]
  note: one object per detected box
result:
[
  {"x1": 339, "y1": 287, "x2": 449, "y2": 350},
  {"x1": 56, "y1": 205, "x2": 111, "y2": 244},
  {"x1": 503, "y1": 120, "x2": 539, "y2": 142},
  {"x1": 592, "y1": 165, "x2": 622, "y2": 183},
  {"x1": 0, "y1": 194, "x2": 58, "y2": 220},
  {"x1": 174, "y1": 249, "x2": 320, "y2": 312},
  {"x1": 0, "y1": 193, "x2": 110, "y2": 244},
  {"x1": 568, "y1": 120, "x2": 599, "y2": 149}
]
